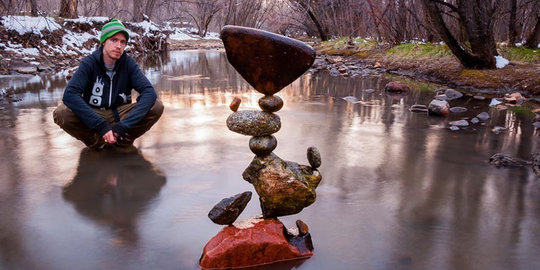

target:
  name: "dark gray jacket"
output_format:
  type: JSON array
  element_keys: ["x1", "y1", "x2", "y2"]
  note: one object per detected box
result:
[{"x1": 63, "y1": 47, "x2": 157, "y2": 136}]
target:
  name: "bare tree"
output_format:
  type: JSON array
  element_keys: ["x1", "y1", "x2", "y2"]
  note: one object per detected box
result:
[
  {"x1": 508, "y1": 0, "x2": 519, "y2": 46},
  {"x1": 183, "y1": 0, "x2": 222, "y2": 37},
  {"x1": 420, "y1": 0, "x2": 498, "y2": 69},
  {"x1": 524, "y1": 15, "x2": 540, "y2": 48},
  {"x1": 28, "y1": 0, "x2": 38, "y2": 16},
  {"x1": 59, "y1": 0, "x2": 78, "y2": 18},
  {"x1": 288, "y1": 0, "x2": 329, "y2": 41}
]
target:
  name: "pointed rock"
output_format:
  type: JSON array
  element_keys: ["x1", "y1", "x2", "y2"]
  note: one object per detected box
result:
[
  {"x1": 208, "y1": 191, "x2": 252, "y2": 225},
  {"x1": 296, "y1": 219, "x2": 309, "y2": 236},
  {"x1": 220, "y1": 26, "x2": 316, "y2": 95}
]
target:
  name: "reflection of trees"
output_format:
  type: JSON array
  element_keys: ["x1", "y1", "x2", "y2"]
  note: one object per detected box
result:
[
  {"x1": 0, "y1": 109, "x2": 39, "y2": 269},
  {"x1": 63, "y1": 149, "x2": 166, "y2": 244},
  {"x1": 384, "y1": 104, "x2": 540, "y2": 268},
  {"x1": 281, "y1": 64, "x2": 540, "y2": 268}
]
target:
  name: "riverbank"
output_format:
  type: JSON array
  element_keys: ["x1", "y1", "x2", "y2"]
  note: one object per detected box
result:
[
  {"x1": 310, "y1": 37, "x2": 540, "y2": 101},
  {"x1": 0, "y1": 15, "x2": 218, "y2": 77},
  {"x1": 1, "y1": 16, "x2": 538, "y2": 103}
]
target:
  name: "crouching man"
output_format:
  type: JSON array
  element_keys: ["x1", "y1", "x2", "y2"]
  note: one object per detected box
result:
[{"x1": 53, "y1": 19, "x2": 163, "y2": 150}]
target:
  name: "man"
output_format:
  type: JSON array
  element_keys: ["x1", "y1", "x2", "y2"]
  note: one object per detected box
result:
[{"x1": 53, "y1": 19, "x2": 163, "y2": 150}]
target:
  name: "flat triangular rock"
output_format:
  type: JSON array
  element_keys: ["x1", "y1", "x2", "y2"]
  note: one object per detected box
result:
[{"x1": 220, "y1": 26, "x2": 316, "y2": 95}]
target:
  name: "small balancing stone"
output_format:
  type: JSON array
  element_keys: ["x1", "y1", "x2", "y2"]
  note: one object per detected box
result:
[
  {"x1": 249, "y1": 135, "x2": 277, "y2": 156},
  {"x1": 229, "y1": 97, "x2": 241, "y2": 112},
  {"x1": 307, "y1": 146, "x2": 321, "y2": 169},
  {"x1": 259, "y1": 95, "x2": 283, "y2": 113}
]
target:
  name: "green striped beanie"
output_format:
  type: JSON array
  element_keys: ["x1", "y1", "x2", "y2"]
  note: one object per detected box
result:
[{"x1": 100, "y1": 19, "x2": 129, "y2": 44}]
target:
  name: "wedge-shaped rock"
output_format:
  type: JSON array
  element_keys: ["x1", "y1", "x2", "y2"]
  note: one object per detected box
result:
[
  {"x1": 220, "y1": 26, "x2": 316, "y2": 95},
  {"x1": 208, "y1": 191, "x2": 252, "y2": 225}
]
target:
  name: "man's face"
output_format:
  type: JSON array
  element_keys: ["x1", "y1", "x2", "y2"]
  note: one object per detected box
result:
[{"x1": 103, "y1": 32, "x2": 127, "y2": 63}]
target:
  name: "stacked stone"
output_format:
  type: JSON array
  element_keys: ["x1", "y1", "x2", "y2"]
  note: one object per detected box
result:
[
  {"x1": 200, "y1": 26, "x2": 322, "y2": 269},
  {"x1": 226, "y1": 96, "x2": 282, "y2": 157}
]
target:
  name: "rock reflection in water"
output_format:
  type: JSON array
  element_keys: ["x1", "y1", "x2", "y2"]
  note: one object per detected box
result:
[{"x1": 62, "y1": 148, "x2": 166, "y2": 245}]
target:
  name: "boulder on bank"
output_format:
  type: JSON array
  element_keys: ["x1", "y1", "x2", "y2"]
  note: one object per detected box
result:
[{"x1": 385, "y1": 81, "x2": 410, "y2": 92}]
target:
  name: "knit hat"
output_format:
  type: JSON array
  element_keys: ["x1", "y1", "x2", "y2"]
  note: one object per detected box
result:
[{"x1": 100, "y1": 19, "x2": 129, "y2": 44}]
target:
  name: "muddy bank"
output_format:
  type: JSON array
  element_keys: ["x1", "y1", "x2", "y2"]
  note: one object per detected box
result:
[
  {"x1": 167, "y1": 39, "x2": 223, "y2": 50},
  {"x1": 312, "y1": 40, "x2": 540, "y2": 101}
]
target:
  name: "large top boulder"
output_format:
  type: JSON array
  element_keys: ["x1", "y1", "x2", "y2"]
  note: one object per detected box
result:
[{"x1": 220, "y1": 26, "x2": 316, "y2": 95}]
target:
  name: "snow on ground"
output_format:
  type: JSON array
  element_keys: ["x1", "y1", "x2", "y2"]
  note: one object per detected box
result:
[
  {"x1": 0, "y1": 15, "x2": 61, "y2": 36},
  {"x1": 64, "y1": 16, "x2": 109, "y2": 24},
  {"x1": 1, "y1": 15, "x2": 220, "y2": 59},
  {"x1": 495, "y1": 55, "x2": 510, "y2": 69}
]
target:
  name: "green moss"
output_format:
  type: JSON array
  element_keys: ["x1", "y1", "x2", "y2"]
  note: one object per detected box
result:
[
  {"x1": 355, "y1": 52, "x2": 369, "y2": 58},
  {"x1": 322, "y1": 37, "x2": 378, "y2": 51},
  {"x1": 508, "y1": 106, "x2": 535, "y2": 117},
  {"x1": 385, "y1": 75, "x2": 440, "y2": 92},
  {"x1": 461, "y1": 70, "x2": 486, "y2": 79},
  {"x1": 501, "y1": 46, "x2": 540, "y2": 63},
  {"x1": 386, "y1": 43, "x2": 452, "y2": 58}
]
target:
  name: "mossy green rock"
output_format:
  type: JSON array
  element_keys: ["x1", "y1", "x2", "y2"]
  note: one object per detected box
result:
[{"x1": 242, "y1": 153, "x2": 322, "y2": 218}]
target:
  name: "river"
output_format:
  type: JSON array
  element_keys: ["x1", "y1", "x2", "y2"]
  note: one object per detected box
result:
[{"x1": 0, "y1": 50, "x2": 539, "y2": 270}]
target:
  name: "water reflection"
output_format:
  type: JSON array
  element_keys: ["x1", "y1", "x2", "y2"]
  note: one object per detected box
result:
[
  {"x1": 63, "y1": 149, "x2": 166, "y2": 245},
  {"x1": 0, "y1": 50, "x2": 539, "y2": 270}
]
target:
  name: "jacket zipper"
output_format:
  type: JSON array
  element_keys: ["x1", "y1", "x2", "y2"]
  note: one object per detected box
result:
[{"x1": 109, "y1": 73, "x2": 114, "y2": 107}]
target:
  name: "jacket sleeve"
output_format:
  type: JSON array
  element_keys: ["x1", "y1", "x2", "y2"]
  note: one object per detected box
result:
[
  {"x1": 113, "y1": 57, "x2": 157, "y2": 134},
  {"x1": 62, "y1": 61, "x2": 111, "y2": 136}
]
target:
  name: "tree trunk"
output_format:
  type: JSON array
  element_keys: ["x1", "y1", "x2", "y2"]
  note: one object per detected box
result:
[
  {"x1": 508, "y1": 0, "x2": 518, "y2": 47},
  {"x1": 28, "y1": 0, "x2": 38, "y2": 16},
  {"x1": 420, "y1": 0, "x2": 496, "y2": 69},
  {"x1": 59, "y1": 0, "x2": 78, "y2": 18},
  {"x1": 145, "y1": 0, "x2": 157, "y2": 19},
  {"x1": 132, "y1": 0, "x2": 143, "y2": 22},
  {"x1": 524, "y1": 16, "x2": 540, "y2": 49}
]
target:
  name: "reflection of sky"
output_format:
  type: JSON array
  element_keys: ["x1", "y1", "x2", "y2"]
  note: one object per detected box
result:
[{"x1": 1, "y1": 50, "x2": 539, "y2": 270}]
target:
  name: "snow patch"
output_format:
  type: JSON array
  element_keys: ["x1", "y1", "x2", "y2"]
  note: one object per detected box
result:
[
  {"x1": 1, "y1": 16, "x2": 61, "y2": 36},
  {"x1": 64, "y1": 16, "x2": 109, "y2": 24},
  {"x1": 495, "y1": 56, "x2": 509, "y2": 68}
]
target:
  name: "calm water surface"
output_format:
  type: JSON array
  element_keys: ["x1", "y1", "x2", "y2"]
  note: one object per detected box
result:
[{"x1": 1, "y1": 50, "x2": 539, "y2": 270}]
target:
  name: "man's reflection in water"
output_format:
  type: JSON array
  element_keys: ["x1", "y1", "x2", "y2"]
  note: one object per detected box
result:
[{"x1": 63, "y1": 148, "x2": 166, "y2": 245}]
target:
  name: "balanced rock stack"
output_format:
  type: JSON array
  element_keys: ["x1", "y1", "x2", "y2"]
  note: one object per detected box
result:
[{"x1": 199, "y1": 26, "x2": 322, "y2": 269}]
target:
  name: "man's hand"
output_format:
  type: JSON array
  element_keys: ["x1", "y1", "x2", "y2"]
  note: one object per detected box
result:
[{"x1": 103, "y1": 130, "x2": 117, "y2": 144}]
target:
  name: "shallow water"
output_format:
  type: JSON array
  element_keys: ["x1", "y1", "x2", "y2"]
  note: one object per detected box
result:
[{"x1": 1, "y1": 50, "x2": 539, "y2": 270}]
